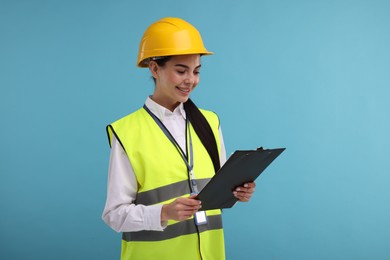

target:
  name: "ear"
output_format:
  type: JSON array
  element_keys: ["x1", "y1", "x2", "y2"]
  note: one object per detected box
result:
[{"x1": 149, "y1": 61, "x2": 159, "y2": 79}]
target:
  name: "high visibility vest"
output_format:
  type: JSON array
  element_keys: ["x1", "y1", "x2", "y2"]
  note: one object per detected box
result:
[{"x1": 107, "y1": 107, "x2": 225, "y2": 260}]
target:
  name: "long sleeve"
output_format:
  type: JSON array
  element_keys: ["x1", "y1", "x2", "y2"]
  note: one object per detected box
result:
[
  {"x1": 218, "y1": 126, "x2": 227, "y2": 166},
  {"x1": 102, "y1": 99, "x2": 227, "y2": 233},
  {"x1": 101, "y1": 134, "x2": 167, "y2": 232},
  {"x1": 102, "y1": 127, "x2": 226, "y2": 233}
]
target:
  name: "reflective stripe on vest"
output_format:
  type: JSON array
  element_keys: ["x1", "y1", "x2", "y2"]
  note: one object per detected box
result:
[
  {"x1": 122, "y1": 214, "x2": 223, "y2": 242},
  {"x1": 135, "y1": 178, "x2": 211, "y2": 205},
  {"x1": 107, "y1": 107, "x2": 225, "y2": 260},
  {"x1": 107, "y1": 107, "x2": 222, "y2": 197}
]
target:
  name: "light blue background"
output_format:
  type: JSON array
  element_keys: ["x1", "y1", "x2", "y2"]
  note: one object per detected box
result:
[{"x1": 1, "y1": 0, "x2": 389, "y2": 259}]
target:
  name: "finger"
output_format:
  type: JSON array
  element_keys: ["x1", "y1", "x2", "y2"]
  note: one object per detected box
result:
[
  {"x1": 234, "y1": 194, "x2": 248, "y2": 202},
  {"x1": 235, "y1": 186, "x2": 255, "y2": 194},
  {"x1": 178, "y1": 197, "x2": 202, "y2": 207},
  {"x1": 177, "y1": 212, "x2": 192, "y2": 221},
  {"x1": 233, "y1": 190, "x2": 253, "y2": 201},
  {"x1": 175, "y1": 201, "x2": 201, "y2": 213},
  {"x1": 179, "y1": 209, "x2": 199, "y2": 221},
  {"x1": 181, "y1": 207, "x2": 197, "y2": 213},
  {"x1": 188, "y1": 194, "x2": 198, "y2": 199},
  {"x1": 234, "y1": 191, "x2": 252, "y2": 198},
  {"x1": 243, "y1": 182, "x2": 256, "y2": 189},
  {"x1": 238, "y1": 195, "x2": 250, "y2": 202},
  {"x1": 175, "y1": 206, "x2": 198, "y2": 217},
  {"x1": 240, "y1": 196, "x2": 250, "y2": 202}
]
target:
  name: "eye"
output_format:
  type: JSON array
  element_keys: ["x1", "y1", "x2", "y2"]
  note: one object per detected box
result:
[
  {"x1": 176, "y1": 70, "x2": 186, "y2": 74},
  {"x1": 194, "y1": 71, "x2": 200, "y2": 75}
]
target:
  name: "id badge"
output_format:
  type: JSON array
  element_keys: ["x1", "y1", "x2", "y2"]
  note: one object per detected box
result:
[{"x1": 194, "y1": 211, "x2": 208, "y2": 226}]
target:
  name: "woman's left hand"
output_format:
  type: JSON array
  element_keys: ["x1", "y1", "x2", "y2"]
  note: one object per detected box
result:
[{"x1": 233, "y1": 182, "x2": 256, "y2": 202}]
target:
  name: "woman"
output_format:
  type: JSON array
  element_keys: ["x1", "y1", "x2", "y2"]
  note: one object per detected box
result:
[{"x1": 102, "y1": 17, "x2": 256, "y2": 260}]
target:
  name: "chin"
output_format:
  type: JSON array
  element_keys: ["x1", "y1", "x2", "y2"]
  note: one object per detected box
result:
[
  {"x1": 180, "y1": 97, "x2": 190, "y2": 103},
  {"x1": 176, "y1": 94, "x2": 190, "y2": 103}
]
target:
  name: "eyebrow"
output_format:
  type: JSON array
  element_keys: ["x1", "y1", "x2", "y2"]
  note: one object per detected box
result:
[{"x1": 174, "y1": 64, "x2": 202, "y2": 70}]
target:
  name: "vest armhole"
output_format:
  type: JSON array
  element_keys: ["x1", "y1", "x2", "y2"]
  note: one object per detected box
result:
[
  {"x1": 211, "y1": 110, "x2": 221, "y2": 129},
  {"x1": 200, "y1": 109, "x2": 221, "y2": 136},
  {"x1": 106, "y1": 125, "x2": 127, "y2": 153}
]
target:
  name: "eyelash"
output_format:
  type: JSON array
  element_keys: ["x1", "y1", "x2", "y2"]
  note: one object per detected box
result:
[{"x1": 177, "y1": 71, "x2": 200, "y2": 75}]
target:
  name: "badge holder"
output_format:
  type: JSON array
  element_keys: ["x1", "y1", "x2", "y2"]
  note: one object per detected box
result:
[
  {"x1": 195, "y1": 211, "x2": 208, "y2": 226},
  {"x1": 191, "y1": 189, "x2": 208, "y2": 226}
]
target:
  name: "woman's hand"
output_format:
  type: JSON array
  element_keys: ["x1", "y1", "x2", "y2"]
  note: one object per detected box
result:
[
  {"x1": 161, "y1": 194, "x2": 201, "y2": 222},
  {"x1": 233, "y1": 182, "x2": 256, "y2": 202}
]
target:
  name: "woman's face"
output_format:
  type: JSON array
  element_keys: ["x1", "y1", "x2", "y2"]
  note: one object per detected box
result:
[{"x1": 150, "y1": 54, "x2": 201, "y2": 111}]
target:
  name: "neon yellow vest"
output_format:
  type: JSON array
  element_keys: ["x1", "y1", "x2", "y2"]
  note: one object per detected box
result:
[{"x1": 107, "y1": 107, "x2": 225, "y2": 260}]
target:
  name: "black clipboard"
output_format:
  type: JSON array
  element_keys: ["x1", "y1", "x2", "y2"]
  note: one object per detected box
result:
[{"x1": 196, "y1": 147, "x2": 285, "y2": 210}]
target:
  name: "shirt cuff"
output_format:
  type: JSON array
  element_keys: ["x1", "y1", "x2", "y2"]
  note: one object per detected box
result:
[{"x1": 145, "y1": 204, "x2": 167, "y2": 231}]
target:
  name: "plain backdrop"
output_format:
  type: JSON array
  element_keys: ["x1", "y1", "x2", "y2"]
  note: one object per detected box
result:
[{"x1": 1, "y1": 0, "x2": 389, "y2": 259}]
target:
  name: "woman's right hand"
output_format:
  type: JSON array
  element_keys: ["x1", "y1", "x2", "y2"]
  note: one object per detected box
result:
[{"x1": 161, "y1": 194, "x2": 202, "y2": 222}]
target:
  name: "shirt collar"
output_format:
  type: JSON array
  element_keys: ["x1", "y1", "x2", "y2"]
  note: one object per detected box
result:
[{"x1": 145, "y1": 96, "x2": 186, "y2": 121}]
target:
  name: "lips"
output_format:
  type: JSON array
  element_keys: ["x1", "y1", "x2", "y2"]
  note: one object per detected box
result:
[{"x1": 176, "y1": 86, "x2": 191, "y2": 93}]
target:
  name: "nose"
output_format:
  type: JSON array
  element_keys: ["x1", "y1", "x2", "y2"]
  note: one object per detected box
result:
[{"x1": 184, "y1": 73, "x2": 196, "y2": 85}]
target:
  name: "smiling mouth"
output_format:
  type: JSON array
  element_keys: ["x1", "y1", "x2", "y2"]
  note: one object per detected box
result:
[{"x1": 176, "y1": 86, "x2": 191, "y2": 93}]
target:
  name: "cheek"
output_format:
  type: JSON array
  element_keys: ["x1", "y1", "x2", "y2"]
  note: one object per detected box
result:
[
  {"x1": 169, "y1": 74, "x2": 183, "y2": 85},
  {"x1": 194, "y1": 77, "x2": 200, "y2": 86}
]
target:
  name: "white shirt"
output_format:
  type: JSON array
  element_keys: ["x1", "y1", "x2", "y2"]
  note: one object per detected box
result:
[{"x1": 102, "y1": 97, "x2": 227, "y2": 232}]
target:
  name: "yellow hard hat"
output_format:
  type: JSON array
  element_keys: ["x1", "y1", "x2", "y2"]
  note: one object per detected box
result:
[{"x1": 137, "y1": 17, "x2": 213, "y2": 67}]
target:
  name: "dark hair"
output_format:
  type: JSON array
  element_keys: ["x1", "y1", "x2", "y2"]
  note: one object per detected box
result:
[
  {"x1": 151, "y1": 56, "x2": 171, "y2": 83},
  {"x1": 153, "y1": 56, "x2": 172, "y2": 66},
  {"x1": 151, "y1": 56, "x2": 221, "y2": 173},
  {"x1": 184, "y1": 99, "x2": 221, "y2": 173}
]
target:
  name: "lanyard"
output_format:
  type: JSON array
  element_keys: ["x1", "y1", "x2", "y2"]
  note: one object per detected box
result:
[{"x1": 143, "y1": 105, "x2": 199, "y2": 194}]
